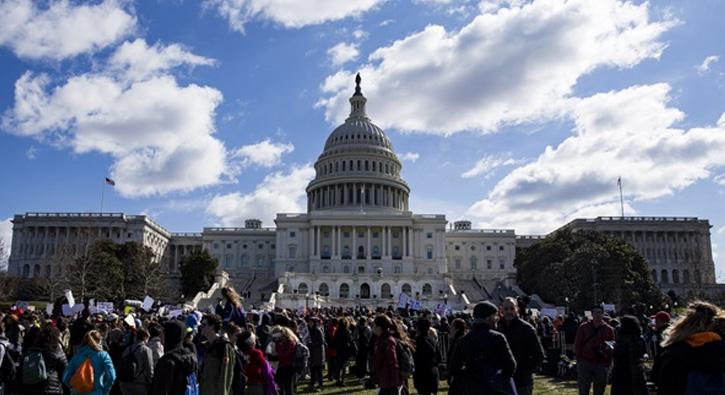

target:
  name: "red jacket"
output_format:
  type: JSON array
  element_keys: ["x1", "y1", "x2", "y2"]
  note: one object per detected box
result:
[
  {"x1": 374, "y1": 334, "x2": 403, "y2": 389},
  {"x1": 574, "y1": 320, "x2": 615, "y2": 365},
  {"x1": 244, "y1": 348, "x2": 266, "y2": 385},
  {"x1": 276, "y1": 339, "x2": 296, "y2": 367}
]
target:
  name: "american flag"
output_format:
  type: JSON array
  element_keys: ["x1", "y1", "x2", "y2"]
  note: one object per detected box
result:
[{"x1": 105, "y1": 177, "x2": 115, "y2": 186}]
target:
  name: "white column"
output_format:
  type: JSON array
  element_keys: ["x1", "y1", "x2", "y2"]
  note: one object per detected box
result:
[
  {"x1": 316, "y1": 226, "x2": 320, "y2": 258},
  {"x1": 336, "y1": 226, "x2": 341, "y2": 258},
  {"x1": 382, "y1": 227, "x2": 387, "y2": 257},
  {"x1": 367, "y1": 227, "x2": 371, "y2": 259},
  {"x1": 352, "y1": 227, "x2": 357, "y2": 260},
  {"x1": 387, "y1": 226, "x2": 392, "y2": 257},
  {"x1": 404, "y1": 227, "x2": 409, "y2": 257},
  {"x1": 308, "y1": 227, "x2": 314, "y2": 258}
]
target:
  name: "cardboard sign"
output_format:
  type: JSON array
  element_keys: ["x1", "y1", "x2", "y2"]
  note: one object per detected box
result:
[
  {"x1": 65, "y1": 290, "x2": 75, "y2": 307},
  {"x1": 124, "y1": 314, "x2": 136, "y2": 327},
  {"x1": 96, "y1": 302, "x2": 114, "y2": 313},
  {"x1": 397, "y1": 293, "x2": 409, "y2": 309},
  {"x1": 167, "y1": 309, "x2": 183, "y2": 319},
  {"x1": 602, "y1": 304, "x2": 616, "y2": 313},
  {"x1": 46, "y1": 303, "x2": 54, "y2": 316},
  {"x1": 142, "y1": 296, "x2": 155, "y2": 312},
  {"x1": 541, "y1": 308, "x2": 559, "y2": 318}
]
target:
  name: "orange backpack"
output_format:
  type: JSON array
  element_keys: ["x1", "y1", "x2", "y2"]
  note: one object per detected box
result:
[{"x1": 69, "y1": 357, "x2": 95, "y2": 393}]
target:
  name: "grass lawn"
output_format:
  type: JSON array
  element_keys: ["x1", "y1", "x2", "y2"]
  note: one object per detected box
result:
[{"x1": 295, "y1": 375, "x2": 610, "y2": 395}]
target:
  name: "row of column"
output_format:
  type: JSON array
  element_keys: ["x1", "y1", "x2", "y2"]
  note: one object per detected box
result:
[
  {"x1": 308, "y1": 225, "x2": 413, "y2": 259},
  {"x1": 310, "y1": 183, "x2": 409, "y2": 210}
]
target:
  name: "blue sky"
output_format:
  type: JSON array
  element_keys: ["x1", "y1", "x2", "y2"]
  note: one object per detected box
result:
[{"x1": 0, "y1": 0, "x2": 723, "y2": 281}]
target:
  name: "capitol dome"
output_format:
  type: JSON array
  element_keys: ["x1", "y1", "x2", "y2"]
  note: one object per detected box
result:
[{"x1": 307, "y1": 74, "x2": 410, "y2": 212}]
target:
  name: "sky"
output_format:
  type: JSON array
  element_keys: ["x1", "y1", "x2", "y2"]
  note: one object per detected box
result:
[{"x1": 0, "y1": 0, "x2": 723, "y2": 281}]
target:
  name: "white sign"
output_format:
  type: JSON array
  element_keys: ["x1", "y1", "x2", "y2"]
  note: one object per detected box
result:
[
  {"x1": 96, "y1": 302, "x2": 114, "y2": 313},
  {"x1": 62, "y1": 304, "x2": 73, "y2": 316},
  {"x1": 142, "y1": 296, "x2": 155, "y2": 311},
  {"x1": 46, "y1": 303, "x2": 54, "y2": 316},
  {"x1": 72, "y1": 304, "x2": 85, "y2": 314},
  {"x1": 541, "y1": 308, "x2": 559, "y2": 319},
  {"x1": 602, "y1": 304, "x2": 616, "y2": 313},
  {"x1": 15, "y1": 301, "x2": 29, "y2": 310},
  {"x1": 124, "y1": 314, "x2": 136, "y2": 327},
  {"x1": 410, "y1": 300, "x2": 422, "y2": 311},
  {"x1": 65, "y1": 290, "x2": 75, "y2": 307},
  {"x1": 397, "y1": 293, "x2": 409, "y2": 309},
  {"x1": 167, "y1": 309, "x2": 183, "y2": 319}
]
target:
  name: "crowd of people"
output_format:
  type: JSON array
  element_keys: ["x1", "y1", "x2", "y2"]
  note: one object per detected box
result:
[{"x1": 0, "y1": 286, "x2": 724, "y2": 395}]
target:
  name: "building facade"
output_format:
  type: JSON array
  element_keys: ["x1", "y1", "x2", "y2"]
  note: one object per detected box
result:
[{"x1": 6, "y1": 77, "x2": 721, "y2": 305}]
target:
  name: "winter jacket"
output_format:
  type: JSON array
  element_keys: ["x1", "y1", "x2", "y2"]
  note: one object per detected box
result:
[
  {"x1": 120, "y1": 341, "x2": 154, "y2": 385},
  {"x1": 243, "y1": 347, "x2": 266, "y2": 386},
  {"x1": 373, "y1": 334, "x2": 403, "y2": 390},
  {"x1": 497, "y1": 317, "x2": 545, "y2": 386},
  {"x1": 62, "y1": 345, "x2": 116, "y2": 395},
  {"x1": 150, "y1": 347, "x2": 198, "y2": 395},
  {"x1": 308, "y1": 326, "x2": 326, "y2": 367},
  {"x1": 199, "y1": 337, "x2": 236, "y2": 395},
  {"x1": 574, "y1": 320, "x2": 615, "y2": 366},
  {"x1": 448, "y1": 319, "x2": 516, "y2": 395},
  {"x1": 656, "y1": 331, "x2": 725, "y2": 395},
  {"x1": 275, "y1": 338, "x2": 296, "y2": 368},
  {"x1": 413, "y1": 335, "x2": 441, "y2": 395},
  {"x1": 610, "y1": 334, "x2": 648, "y2": 395},
  {"x1": 21, "y1": 347, "x2": 68, "y2": 394},
  {"x1": 147, "y1": 337, "x2": 164, "y2": 366}
]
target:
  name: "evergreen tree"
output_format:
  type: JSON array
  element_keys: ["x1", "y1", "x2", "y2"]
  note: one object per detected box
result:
[{"x1": 179, "y1": 250, "x2": 218, "y2": 298}]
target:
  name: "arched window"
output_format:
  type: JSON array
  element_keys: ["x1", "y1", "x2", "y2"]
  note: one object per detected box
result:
[
  {"x1": 34, "y1": 264, "x2": 41, "y2": 277},
  {"x1": 298, "y1": 283, "x2": 308, "y2": 294},
  {"x1": 381, "y1": 283, "x2": 392, "y2": 298},
  {"x1": 339, "y1": 283, "x2": 350, "y2": 298},
  {"x1": 357, "y1": 160, "x2": 361, "y2": 171},
  {"x1": 652, "y1": 269, "x2": 657, "y2": 282},
  {"x1": 470, "y1": 255, "x2": 478, "y2": 271},
  {"x1": 422, "y1": 283, "x2": 433, "y2": 296},
  {"x1": 335, "y1": 162, "x2": 339, "y2": 172},
  {"x1": 402, "y1": 283, "x2": 412, "y2": 296},
  {"x1": 372, "y1": 162, "x2": 376, "y2": 171},
  {"x1": 319, "y1": 283, "x2": 329, "y2": 295},
  {"x1": 360, "y1": 283, "x2": 371, "y2": 299},
  {"x1": 672, "y1": 269, "x2": 680, "y2": 284},
  {"x1": 22, "y1": 264, "x2": 30, "y2": 278},
  {"x1": 683, "y1": 269, "x2": 690, "y2": 284},
  {"x1": 240, "y1": 254, "x2": 248, "y2": 266},
  {"x1": 365, "y1": 160, "x2": 369, "y2": 171},
  {"x1": 342, "y1": 161, "x2": 346, "y2": 171},
  {"x1": 661, "y1": 270, "x2": 669, "y2": 283}
]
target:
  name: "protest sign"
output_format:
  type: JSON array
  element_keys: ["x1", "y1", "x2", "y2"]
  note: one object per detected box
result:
[{"x1": 142, "y1": 296, "x2": 154, "y2": 311}]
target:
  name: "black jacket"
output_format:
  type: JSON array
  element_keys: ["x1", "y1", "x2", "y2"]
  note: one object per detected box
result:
[
  {"x1": 610, "y1": 334, "x2": 647, "y2": 395},
  {"x1": 497, "y1": 318, "x2": 545, "y2": 386},
  {"x1": 413, "y1": 335, "x2": 441, "y2": 394},
  {"x1": 656, "y1": 332, "x2": 725, "y2": 395},
  {"x1": 449, "y1": 319, "x2": 516, "y2": 394},
  {"x1": 150, "y1": 347, "x2": 199, "y2": 395},
  {"x1": 21, "y1": 347, "x2": 67, "y2": 394}
]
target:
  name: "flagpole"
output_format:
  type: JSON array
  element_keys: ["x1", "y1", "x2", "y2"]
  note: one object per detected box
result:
[
  {"x1": 618, "y1": 177, "x2": 624, "y2": 217},
  {"x1": 100, "y1": 179, "x2": 105, "y2": 214}
]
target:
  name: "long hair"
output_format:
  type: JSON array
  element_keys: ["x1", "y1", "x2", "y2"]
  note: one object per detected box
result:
[
  {"x1": 272, "y1": 325, "x2": 299, "y2": 343},
  {"x1": 662, "y1": 300, "x2": 723, "y2": 347},
  {"x1": 222, "y1": 286, "x2": 242, "y2": 308},
  {"x1": 84, "y1": 330, "x2": 103, "y2": 352}
]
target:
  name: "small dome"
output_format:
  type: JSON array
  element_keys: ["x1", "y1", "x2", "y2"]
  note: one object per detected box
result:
[{"x1": 323, "y1": 118, "x2": 393, "y2": 152}]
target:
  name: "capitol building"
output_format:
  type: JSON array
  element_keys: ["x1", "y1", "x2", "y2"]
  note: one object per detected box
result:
[{"x1": 6, "y1": 76, "x2": 721, "y2": 308}]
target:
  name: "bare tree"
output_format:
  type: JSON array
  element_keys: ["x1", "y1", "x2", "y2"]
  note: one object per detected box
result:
[{"x1": 0, "y1": 238, "x2": 8, "y2": 272}]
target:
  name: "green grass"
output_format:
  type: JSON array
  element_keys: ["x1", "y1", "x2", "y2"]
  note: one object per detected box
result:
[{"x1": 295, "y1": 374, "x2": 610, "y2": 395}]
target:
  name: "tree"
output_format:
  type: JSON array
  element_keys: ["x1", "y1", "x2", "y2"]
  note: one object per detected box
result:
[
  {"x1": 515, "y1": 229, "x2": 664, "y2": 313},
  {"x1": 117, "y1": 242, "x2": 161, "y2": 299},
  {"x1": 179, "y1": 250, "x2": 218, "y2": 298},
  {"x1": 0, "y1": 238, "x2": 8, "y2": 272}
]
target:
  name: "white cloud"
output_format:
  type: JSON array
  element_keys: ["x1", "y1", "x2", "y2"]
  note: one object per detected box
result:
[
  {"x1": 717, "y1": 226, "x2": 725, "y2": 236},
  {"x1": 2, "y1": 39, "x2": 227, "y2": 197},
  {"x1": 467, "y1": 84, "x2": 725, "y2": 234},
  {"x1": 232, "y1": 139, "x2": 294, "y2": 168},
  {"x1": 399, "y1": 152, "x2": 420, "y2": 162},
  {"x1": 0, "y1": 0, "x2": 136, "y2": 60},
  {"x1": 461, "y1": 155, "x2": 521, "y2": 178},
  {"x1": 318, "y1": 0, "x2": 676, "y2": 135},
  {"x1": 379, "y1": 19, "x2": 395, "y2": 27},
  {"x1": 714, "y1": 173, "x2": 725, "y2": 186},
  {"x1": 203, "y1": 0, "x2": 384, "y2": 33},
  {"x1": 352, "y1": 29, "x2": 368, "y2": 40},
  {"x1": 0, "y1": 217, "x2": 11, "y2": 271},
  {"x1": 25, "y1": 145, "x2": 37, "y2": 159},
  {"x1": 206, "y1": 165, "x2": 315, "y2": 227},
  {"x1": 327, "y1": 42, "x2": 359, "y2": 66},
  {"x1": 108, "y1": 39, "x2": 216, "y2": 81},
  {"x1": 697, "y1": 55, "x2": 719, "y2": 75}
]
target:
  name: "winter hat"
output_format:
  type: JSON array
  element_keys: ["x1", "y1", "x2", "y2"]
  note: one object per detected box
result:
[
  {"x1": 473, "y1": 301, "x2": 499, "y2": 320},
  {"x1": 163, "y1": 320, "x2": 186, "y2": 350},
  {"x1": 655, "y1": 311, "x2": 671, "y2": 323}
]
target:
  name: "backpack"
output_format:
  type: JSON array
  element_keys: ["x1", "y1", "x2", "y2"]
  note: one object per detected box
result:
[
  {"x1": 294, "y1": 342, "x2": 310, "y2": 374},
  {"x1": 22, "y1": 349, "x2": 48, "y2": 384},
  {"x1": 185, "y1": 371, "x2": 199, "y2": 395},
  {"x1": 69, "y1": 357, "x2": 95, "y2": 393},
  {"x1": 395, "y1": 339, "x2": 414, "y2": 379},
  {"x1": 117, "y1": 345, "x2": 139, "y2": 382},
  {"x1": 684, "y1": 369, "x2": 725, "y2": 395},
  {"x1": 0, "y1": 341, "x2": 17, "y2": 384}
]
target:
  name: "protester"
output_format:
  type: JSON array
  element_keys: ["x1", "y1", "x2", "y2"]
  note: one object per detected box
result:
[
  {"x1": 62, "y1": 330, "x2": 116, "y2": 395},
  {"x1": 217, "y1": 287, "x2": 247, "y2": 328},
  {"x1": 610, "y1": 315, "x2": 647, "y2": 395},
  {"x1": 574, "y1": 306, "x2": 615, "y2": 395},
  {"x1": 150, "y1": 321, "x2": 198, "y2": 395},
  {"x1": 448, "y1": 301, "x2": 516, "y2": 395},
  {"x1": 22, "y1": 324, "x2": 67, "y2": 395},
  {"x1": 372, "y1": 314, "x2": 405, "y2": 395},
  {"x1": 332, "y1": 317, "x2": 354, "y2": 387},
  {"x1": 199, "y1": 314, "x2": 236, "y2": 395},
  {"x1": 118, "y1": 328, "x2": 154, "y2": 395},
  {"x1": 497, "y1": 297, "x2": 545, "y2": 395},
  {"x1": 306, "y1": 317, "x2": 325, "y2": 392},
  {"x1": 656, "y1": 301, "x2": 725, "y2": 395},
  {"x1": 272, "y1": 325, "x2": 298, "y2": 395},
  {"x1": 413, "y1": 317, "x2": 441, "y2": 395},
  {"x1": 147, "y1": 323, "x2": 164, "y2": 367},
  {"x1": 238, "y1": 332, "x2": 268, "y2": 395}
]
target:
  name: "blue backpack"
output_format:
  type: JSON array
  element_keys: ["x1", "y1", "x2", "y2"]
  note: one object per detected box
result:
[
  {"x1": 185, "y1": 371, "x2": 199, "y2": 395},
  {"x1": 684, "y1": 370, "x2": 725, "y2": 395}
]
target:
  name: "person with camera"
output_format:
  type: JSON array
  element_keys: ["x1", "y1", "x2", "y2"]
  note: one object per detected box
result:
[{"x1": 574, "y1": 306, "x2": 615, "y2": 395}]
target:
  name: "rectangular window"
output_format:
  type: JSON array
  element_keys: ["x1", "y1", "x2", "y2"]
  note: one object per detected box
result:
[
  {"x1": 486, "y1": 245, "x2": 492, "y2": 251},
  {"x1": 499, "y1": 245, "x2": 504, "y2": 251},
  {"x1": 426, "y1": 232, "x2": 433, "y2": 239},
  {"x1": 227, "y1": 243, "x2": 232, "y2": 249},
  {"x1": 499, "y1": 262, "x2": 505, "y2": 270},
  {"x1": 487, "y1": 260, "x2": 492, "y2": 269},
  {"x1": 373, "y1": 232, "x2": 379, "y2": 238},
  {"x1": 454, "y1": 245, "x2": 460, "y2": 250},
  {"x1": 290, "y1": 231, "x2": 296, "y2": 238}
]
